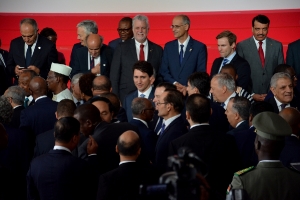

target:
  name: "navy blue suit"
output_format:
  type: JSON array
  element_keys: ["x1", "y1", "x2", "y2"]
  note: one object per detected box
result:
[
  {"x1": 210, "y1": 53, "x2": 251, "y2": 90},
  {"x1": 155, "y1": 116, "x2": 188, "y2": 174},
  {"x1": 123, "y1": 87, "x2": 155, "y2": 121},
  {"x1": 280, "y1": 136, "x2": 300, "y2": 167},
  {"x1": 0, "y1": 48, "x2": 10, "y2": 90},
  {"x1": 130, "y1": 119, "x2": 157, "y2": 162},
  {"x1": 234, "y1": 126, "x2": 258, "y2": 168},
  {"x1": 70, "y1": 44, "x2": 113, "y2": 78},
  {"x1": 7, "y1": 105, "x2": 24, "y2": 128},
  {"x1": 160, "y1": 37, "x2": 207, "y2": 85},
  {"x1": 210, "y1": 101, "x2": 230, "y2": 134},
  {"x1": 108, "y1": 38, "x2": 122, "y2": 50},
  {"x1": 27, "y1": 149, "x2": 94, "y2": 200},
  {"x1": 34, "y1": 128, "x2": 55, "y2": 158},
  {"x1": 227, "y1": 120, "x2": 249, "y2": 136}
]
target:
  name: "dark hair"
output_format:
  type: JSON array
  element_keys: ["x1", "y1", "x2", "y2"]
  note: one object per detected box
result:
[
  {"x1": 120, "y1": 17, "x2": 132, "y2": 24},
  {"x1": 188, "y1": 72, "x2": 210, "y2": 96},
  {"x1": 40, "y1": 27, "x2": 57, "y2": 37},
  {"x1": 222, "y1": 64, "x2": 237, "y2": 75},
  {"x1": 186, "y1": 94, "x2": 211, "y2": 123},
  {"x1": 117, "y1": 133, "x2": 141, "y2": 156},
  {"x1": 231, "y1": 96, "x2": 250, "y2": 120},
  {"x1": 274, "y1": 64, "x2": 292, "y2": 75},
  {"x1": 0, "y1": 96, "x2": 13, "y2": 124},
  {"x1": 216, "y1": 30, "x2": 237, "y2": 46},
  {"x1": 74, "y1": 104, "x2": 101, "y2": 123},
  {"x1": 252, "y1": 14, "x2": 270, "y2": 27},
  {"x1": 249, "y1": 101, "x2": 274, "y2": 117},
  {"x1": 88, "y1": 96, "x2": 114, "y2": 113},
  {"x1": 132, "y1": 61, "x2": 154, "y2": 77},
  {"x1": 54, "y1": 117, "x2": 80, "y2": 143},
  {"x1": 164, "y1": 89, "x2": 184, "y2": 113},
  {"x1": 156, "y1": 82, "x2": 176, "y2": 90},
  {"x1": 21, "y1": 69, "x2": 37, "y2": 78},
  {"x1": 100, "y1": 93, "x2": 120, "y2": 117},
  {"x1": 79, "y1": 73, "x2": 96, "y2": 97},
  {"x1": 54, "y1": 72, "x2": 69, "y2": 84},
  {"x1": 92, "y1": 75, "x2": 111, "y2": 92},
  {"x1": 57, "y1": 99, "x2": 76, "y2": 118}
]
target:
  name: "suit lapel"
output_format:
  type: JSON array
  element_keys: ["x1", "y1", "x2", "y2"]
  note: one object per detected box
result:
[
  {"x1": 264, "y1": 38, "x2": 273, "y2": 69},
  {"x1": 130, "y1": 39, "x2": 138, "y2": 62},
  {"x1": 18, "y1": 38, "x2": 26, "y2": 67},
  {"x1": 248, "y1": 37, "x2": 264, "y2": 69},
  {"x1": 181, "y1": 38, "x2": 193, "y2": 68},
  {"x1": 30, "y1": 36, "x2": 43, "y2": 65},
  {"x1": 147, "y1": 40, "x2": 154, "y2": 62}
]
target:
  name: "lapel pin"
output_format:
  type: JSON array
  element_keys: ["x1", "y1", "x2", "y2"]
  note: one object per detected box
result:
[
  {"x1": 189, "y1": 48, "x2": 192, "y2": 51},
  {"x1": 103, "y1": 64, "x2": 106, "y2": 66},
  {"x1": 150, "y1": 49, "x2": 153, "y2": 52},
  {"x1": 38, "y1": 46, "x2": 41, "y2": 49}
]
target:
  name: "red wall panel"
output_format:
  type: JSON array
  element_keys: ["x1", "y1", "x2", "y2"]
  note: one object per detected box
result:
[{"x1": 1, "y1": 9, "x2": 300, "y2": 73}]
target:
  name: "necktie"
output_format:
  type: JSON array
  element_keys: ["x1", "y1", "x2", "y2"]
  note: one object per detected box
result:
[
  {"x1": 154, "y1": 118, "x2": 163, "y2": 134},
  {"x1": 26, "y1": 45, "x2": 32, "y2": 67},
  {"x1": 139, "y1": 44, "x2": 145, "y2": 61},
  {"x1": 258, "y1": 41, "x2": 265, "y2": 67},
  {"x1": 280, "y1": 104, "x2": 287, "y2": 111},
  {"x1": 160, "y1": 123, "x2": 166, "y2": 134},
  {"x1": 220, "y1": 102, "x2": 225, "y2": 109},
  {"x1": 179, "y1": 44, "x2": 184, "y2": 64},
  {"x1": 140, "y1": 94, "x2": 145, "y2": 98},
  {"x1": 218, "y1": 58, "x2": 229, "y2": 73},
  {"x1": 24, "y1": 97, "x2": 29, "y2": 108},
  {"x1": 90, "y1": 56, "x2": 94, "y2": 69},
  {"x1": 76, "y1": 101, "x2": 81, "y2": 107}
]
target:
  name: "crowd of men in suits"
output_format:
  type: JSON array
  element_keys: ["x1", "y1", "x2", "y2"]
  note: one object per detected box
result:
[{"x1": 0, "y1": 13, "x2": 300, "y2": 200}]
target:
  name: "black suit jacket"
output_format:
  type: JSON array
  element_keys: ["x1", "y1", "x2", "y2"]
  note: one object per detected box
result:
[
  {"x1": 0, "y1": 48, "x2": 10, "y2": 91},
  {"x1": 286, "y1": 39, "x2": 300, "y2": 76},
  {"x1": 110, "y1": 38, "x2": 163, "y2": 102},
  {"x1": 34, "y1": 128, "x2": 55, "y2": 158},
  {"x1": 6, "y1": 35, "x2": 58, "y2": 80},
  {"x1": 280, "y1": 136, "x2": 300, "y2": 167},
  {"x1": 210, "y1": 101, "x2": 230, "y2": 134},
  {"x1": 265, "y1": 96, "x2": 300, "y2": 114},
  {"x1": 70, "y1": 44, "x2": 113, "y2": 78},
  {"x1": 155, "y1": 116, "x2": 188, "y2": 174},
  {"x1": 108, "y1": 38, "x2": 122, "y2": 50},
  {"x1": 27, "y1": 149, "x2": 95, "y2": 200},
  {"x1": 210, "y1": 53, "x2": 251, "y2": 90},
  {"x1": 227, "y1": 120, "x2": 249, "y2": 136},
  {"x1": 7, "y1": 105, "x2": 24, "y2": 128}
]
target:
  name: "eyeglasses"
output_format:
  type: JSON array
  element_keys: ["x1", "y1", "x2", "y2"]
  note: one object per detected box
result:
[
  {"x1": 156, "y1": 102, "x2": 168, "y2": 106},
  {"x1": 170, "y1": 24, "x2": 186, "y2": 29},
  {"x1": 117, "y1": 28, "x2": 132, "y2": 32}
]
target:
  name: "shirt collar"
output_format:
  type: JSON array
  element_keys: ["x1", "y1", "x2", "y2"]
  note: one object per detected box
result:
[
  {"x1": 224, "y1": 92, "x2": 236, "y2": 110},
  {"x1": 133, "y1": 118, "x2": 148, "y2": 128},
  {"x1": 190, "y1": 123, "x2": 209, "y2": 129},
  {"x1": 163, "y1": 114, "x2": 181, "y2": 129},
  {"x1": 35, "y1": 95, "x2": 47, "y2": 102},
  {"x1": 236, "y1": 120, "x2": 245, "y2": 128},
  {"x1": 53, "y1": 145, "x2": 71, "y2": 153},
  {"x1": 135, "y1": 39, "x2": 148, "y2": 46},
  {"x1": 224, "y1": 51, "x2": 236, "y2": 60},
  {"x1": 119, "y1": 161, "x2": 136, "y2": 165},
  {"x1": 178, "y1": 35, "x2": 190, "y2": 46},
  {"x1": 138, "y1": 86, "x2": 153, "y2": 99},
  {"x1": 253, "y1": 36, "x2": 266, "y2": 44}
]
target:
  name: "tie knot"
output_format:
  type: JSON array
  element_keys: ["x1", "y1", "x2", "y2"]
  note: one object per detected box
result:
[
  {"x1": 280, "y1": 104, "x2": 287, "y2": 110},
  {"x1": 180, "y1": 44, "x2": 184, "y2": 49},
  {"x1": 223, "y1": 58, "x2": 229, "y2": 63},
  {"x1": 140, "y1": 44, "x2": 144, "y2": 48},
  {"x1": 140, "y1": 94, "x2": 145, "y2": 98},
  {"x1": 259, "y1": 41, "x2": 263, "y2": 46}
]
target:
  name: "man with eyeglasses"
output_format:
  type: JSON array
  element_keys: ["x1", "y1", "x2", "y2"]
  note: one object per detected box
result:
[
  {"x1": 108, "y1": 17, "x2": 134, "y2": 50},
  {"x1": 7, "y1": 18, "x2": 58, "y2": 83},
  {"x1": 110, "y1": 14, "x2": 163, "y2": 103},
  {"x1": 160, "y1": 15, "x2": 207, "y2": 96}
]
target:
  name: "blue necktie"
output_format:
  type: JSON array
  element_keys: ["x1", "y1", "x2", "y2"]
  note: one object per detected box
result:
[
  {"x1": 140, "y1": 94, "x2": 145, "y2": 98},
  {"x1": 160, "y1": 123, "x2": 166, "y2": 134},
  {"x1": 220, "y1": 103, "x2": 225, "y2": 109},
  {"x1": 26, "y1": 45, "x2": 32, "y2": 67},
  {"x1": 179, "y1": 44, "x2": 184, "y2": 64},
  {"x1": 154, "y1": 118, "x2": 162, "y2": 134},
  {"x1": 222, "y1": 58, "x2": 229, "y2": 67}
]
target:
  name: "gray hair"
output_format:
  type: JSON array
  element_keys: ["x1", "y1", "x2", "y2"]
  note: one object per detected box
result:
[
  {"x1": 131, "y1": 97, "x2": 147, "y2": 116},
  {"x1": 0, "y1": 96, "x2": 13, "y2": 124},
  {"x1": 270, "y1": 72, "x2": 291, "y2": 88},
  {"x1": 132, "y1": 15, "x2": 149, "y2": 29},
  {"x1": 20, "y1": 18, "x2": 38, "y2": 32},
  {"x1": 214, "y1": 73, "x2": 236, "y2": 92},
  {"x1": 4, "y1": 86, "x2": 25, "y2": 105},
  {"x1": 71, "y1": 73, "x2": 84, "y2": 84},
  {"x1": 230, "y1": 96, "x2": 250, "y2": 120},
  {"x1": 76, "y1": 20, "x2": 98, "y2": 35},
  {"x1": 177, "y1": 15, "x2": 190, "y2": 27}
]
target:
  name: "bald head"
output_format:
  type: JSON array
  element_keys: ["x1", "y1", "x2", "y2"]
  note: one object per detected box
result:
[
  {"x1": 279, "y1": 108, "x2": 300, "y2": 135},
  {"x1": 92, "y1": 75, "x2": 112, "y2": 96},
  {"x1": 117, "y1": 130, "x2": 140, "y2": 157},
  {"x1": 29, "y1": 76, "x2": 47, "y2": 98},
  {"x1": 86, "y1": 34, "x2": 102, "y2": 58}
]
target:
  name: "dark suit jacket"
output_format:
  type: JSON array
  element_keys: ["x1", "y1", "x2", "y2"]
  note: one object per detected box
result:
[
  {"x1": 6, "y1": 35, "x2": 58, "y2": 80},
  {"x1": 265, "y1": 96, "x2": 300, "y2": 114},
  {"x1": 286, "y1": 39, "x2": 300, "y2": 76},
  {"x1": 27, "y1": 149, "x2": 94, "y2": 200},
  {"x1": 234, "y1": 126, "x2": 258, "y2": 168},
  {"x1": 280, "y1": 136, "x2": 300, "y2": 167},
  {"x1": 227, "y1": 120, "x2": 249, "y2": 136},
  {"x1": 34, "y1": 128, "x2": 55, "y2": 158},
  {"x1": 160, "y1": 37, "x2": 207, "y2": 85},
  {"x1": 155, "y1": 116, "x2": 188, "y2": 174},
  {"x1": 130, "y1": 119, "x2": 157, "y2": 162},
  {"x1": 210, "y1": 101, "x2": 230, "y2": 134},
  {"x1": 108, "y1": 38, "x2": 122, "y2": 50},
  {"x1": 78, "y1": 122, "x2": 141, "y2": 174},
  {"x1": 123, "y1": 87, "x2": 155, "y2": 121},
  {"x1": 97, "y1": 162, "x2": 155, "y2": 200},
  {"x1": 0, "y1": 48, "x2": 10, "y2": 91},
  {"x1": 70, "y1": 44, "x2": 113, "y2": 78},
  {"x1": 210, "y1": 53, "x2": 251, "y2": 90},
  {"x1": 110, "y1": 39, "x2": 163, "y2": 102},
  {"x1": 0, "y1": 48, "x2": 8, "y2": 63},
  {"x1": 7, "y1": 105, "x2": 24, "y2": 128},
  {"x1": 237, "y1": 37, "x2": 284, "y2": 94},
  {"x1": 69, "y1": 42, "x2": 82, "y2": 66}
]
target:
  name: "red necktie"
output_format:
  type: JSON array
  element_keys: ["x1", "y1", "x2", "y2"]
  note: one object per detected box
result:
[
  {"x1": 258, "y1": 41, "x2": 265, "y2": 68},
  {"x1": 139, "y1": 44, "x2": 145, "y2": 61}
]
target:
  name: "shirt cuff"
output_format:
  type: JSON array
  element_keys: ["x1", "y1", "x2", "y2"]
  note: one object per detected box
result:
[{"x1": 88, "y1": 154, "x2": 97, "y2": 156}]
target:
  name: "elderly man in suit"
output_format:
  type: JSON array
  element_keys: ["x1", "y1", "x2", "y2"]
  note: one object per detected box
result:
[
  {"x1": 108, "y1": 17, "x2": 133, "y2": 50},
  {"x1": 123, "y1": 61, "x2": 155, "y2": 121},
  {"x1": 110, "y1": 15, "x2": 163, "y2": 102},
  {"x1": 236, "y1": 15, "x2": 284, "y2": 101},
  {"x1": 70, "y1": 34, "x2": 113, "y2": 78},
  {"x1": 210, "y1": 31, "x2": 251, "y2": 90},
  {"x1": 7, "y1": 18, "x2": 57, "y2": 82},
  {"x1": 160, "y1": 15, "x2": 207, "y2": 96}
]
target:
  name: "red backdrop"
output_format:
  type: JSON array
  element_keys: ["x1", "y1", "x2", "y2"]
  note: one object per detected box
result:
[{"x1": 1, "y1": 9, "x2": 299, "y2": 73}]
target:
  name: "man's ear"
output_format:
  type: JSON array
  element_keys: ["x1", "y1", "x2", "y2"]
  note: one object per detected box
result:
[
  {"x1": 186, "y1": 111, "x2": 191, "y2": 120},
  {"x1": 86, "y1": 119, "x2": 93, "y2": 128},
  {"x1": 55, "y1": 111, "x2": 58, "y2": 119},
  {"x1": 109, "y1": 87, "x2": 112, "y2": 93},
  {"x1": 115, "y1": 145, "x2": 119, "y2": 153},
  {"x1": 150, "y1": 76, "x2": 155, "y2": 85}
]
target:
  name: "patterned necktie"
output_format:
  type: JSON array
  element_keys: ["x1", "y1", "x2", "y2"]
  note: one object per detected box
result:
[
  {"x1": 160, "y1": 123, "x2": 166, "y2": 134},
  {"x1": 24, "y1": 97, "x2": 29, "y2": 108},
  {"x1": 179, "y1": 44, "x2": 184, "y2": 64},
  {"x1": 139, "y1": 44, "x2": 145, "y2": 61},
  {"x1": 26, "y1": 45, "x2": 32, "y2": 67},
  {"x1": 90, "y1": 56, "x2": 94, "y2": 69},
  {"x1": 218, "y1": 58, "x2": 229, "y2": 73},
  {"x1": 258, "y1": 41, "x2": 265, "y2": 67},
  {"x1": 140, "y1": 94, "x2": 145, "y2": 98}
]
